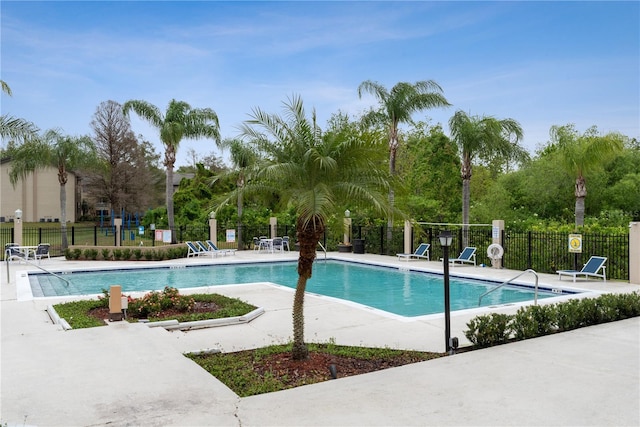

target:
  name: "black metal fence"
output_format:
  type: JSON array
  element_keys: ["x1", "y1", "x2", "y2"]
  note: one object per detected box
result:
[{"x1": 1, "y1": 223, "x2": 631, "y2": 280}]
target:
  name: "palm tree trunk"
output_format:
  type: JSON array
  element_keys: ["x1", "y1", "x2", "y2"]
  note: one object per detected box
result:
[
  {"x1": 387, "y1": 135, "x2": 398, "y2": 251},
  {"x1": 165, "y1": 147, "x2": 176, "y2": 244},
  {"x1": 237, "y1": 185, "x2": 243, "y2": 250},
  {"x1": 461, "y1": 155, "x2": 472, "y2": 248},
  {"x1": 292, "y1": 216, "x2": 325, "y2": 360},
  {"x1": 60, "y1": 182, "x2": 68, "y2": 249},
  {"x1": 574, "y1": 176, "x2": 587, "y2": 227}
]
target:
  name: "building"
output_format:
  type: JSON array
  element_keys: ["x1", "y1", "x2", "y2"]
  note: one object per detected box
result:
[{"x1": 0, "y1": 158, "x2": 80, "y2": 223}]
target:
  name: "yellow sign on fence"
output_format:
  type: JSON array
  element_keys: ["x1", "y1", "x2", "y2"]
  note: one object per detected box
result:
[{"x1": 568, "y1": 234, "x2": 582, "y2": 253}]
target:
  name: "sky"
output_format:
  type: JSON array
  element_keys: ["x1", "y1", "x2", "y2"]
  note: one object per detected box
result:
[{"x1": 1, "y1": 1, "x2": 639, "y2": 168}]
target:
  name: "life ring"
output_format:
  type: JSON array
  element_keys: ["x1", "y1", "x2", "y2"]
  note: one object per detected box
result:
[{"x1": 487, "y1": 243, "x2": 504, "y2": 260}]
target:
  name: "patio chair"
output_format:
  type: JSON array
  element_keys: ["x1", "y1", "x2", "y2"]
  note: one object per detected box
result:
[
  {"x1": 397, "y1": 243, "x2": 430, "y2": 261},
  {"x1": 558, "y1": 256, "x2": 607, "y2": 282},
  {"x1": 272, "y1": 237, "x2": 284, "y2": 252},
  {"x1": 206, "y1": 240, "x2": 236, "y2": 256},
  {"x1": 4, "y1": 243, "x2": 25, "y2": 261},
  {"x1": 34, "y1": 243, "x2": 50, "y2": 262},
  {"x1": 282, "y1": 236, "x2": 291, "y2": 251},
  {"x1": 449, "y1": 247, "x2": 477, "y2": 267},
  {"x1": 196, "y1": 241, "x2": 218, "y2": 257},
  {"x1": 186, "y1": 241, "x2": 204, "y2": 257}
]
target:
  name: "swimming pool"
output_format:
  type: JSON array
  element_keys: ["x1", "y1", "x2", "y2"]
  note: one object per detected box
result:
[{"x1": 28, "y1": 260, "x2": 569, "y2": 317}]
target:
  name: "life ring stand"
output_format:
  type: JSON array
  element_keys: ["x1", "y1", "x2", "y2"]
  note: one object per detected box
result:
[{"x1": 487, "y1": 243, "x2": 504, "y2": 260}]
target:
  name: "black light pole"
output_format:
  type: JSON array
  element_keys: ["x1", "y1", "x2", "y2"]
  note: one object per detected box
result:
[{"x1": 439, "y1": 230, "x2": 453, "y2": 354}]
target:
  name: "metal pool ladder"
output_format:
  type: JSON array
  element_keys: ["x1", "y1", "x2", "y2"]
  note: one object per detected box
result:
[
  {"x1": 478, "y1": 269, "x2": 539, "y2": 307},
  {"x1": 317, "y1": 242, "x2": 327, "y2": 261}
]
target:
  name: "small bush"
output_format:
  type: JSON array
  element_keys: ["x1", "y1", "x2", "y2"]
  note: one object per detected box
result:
[
  {"x1": 84, "y1": 248, "x2": 98, "y2": 260},
  {"x1": 113, "y1": 249, "x2": 123, "y2": 261},
  {"x1": 465, "y1": 313, "x2": 513, "y2": 348},
  {"x1": 144, "y1": 250, "x2": 154, "y2": 261},
  {"x1": 128, "y1": 286, "x2": 195, "y2": 319},
  {"x1": 121, "y1": 248, "x2": 132, "y2": 261},
  {"x1": 101, "y1": 248, "x2": 111, "y2": 260},
  {"x1": 133, "y1": 249, "x2": 143, "y2": 260},
  {"x1": 511, "y1": 305, "x2": 556, "y2": 340}
]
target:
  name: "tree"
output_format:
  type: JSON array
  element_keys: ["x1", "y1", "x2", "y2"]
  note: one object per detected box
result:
[
  {"x1": 213, "y1": 139, "x2": 260, "y2": 250},
  {"x1": 86, "y1": 100, "x2": 157, "y2": 214},
  {"x1": 122, "y1": 99, "x2": 220, "y2": 242},
  {"x1": 448, "y1": 110, "x2": 525, "y2": 245},
  {"x1": 550, "y1": 124, "x2": 625, "y2": 227},
  {"x1": 357, "y1": 80, "x2": 450, "y2": 244},
  {"x1": 8, "y1": 129, "x2": 97, "y2": 248},
  {"x1": 230, "y1": 95, "x2": 392, "y2": 360},
  {"x1": 0, "y1": 80, "x2": 39, "y2": 144}
]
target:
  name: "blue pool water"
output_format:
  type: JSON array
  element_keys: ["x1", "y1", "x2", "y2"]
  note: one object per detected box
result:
[{"x1": 29, "y1": 260, "x2": 565, "y2": 317}]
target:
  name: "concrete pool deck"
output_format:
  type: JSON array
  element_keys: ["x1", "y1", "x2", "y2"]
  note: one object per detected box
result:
[{"x1": 1, "y1": 251, "x2": 639, "y2": 426}]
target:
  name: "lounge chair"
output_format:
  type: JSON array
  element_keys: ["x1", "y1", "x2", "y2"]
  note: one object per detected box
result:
[
  {"x1": 195, "y1": 241, "x2": 218, "y2": 257},
  {"x1": 397, "y1": 243, "x2": 430, "y2": 261},
  {"x1": 558, "y1": 256, "x2": 607, "y2": 282},
  {"x1": 4, "y1": 243, "x2": 26, "y2": 261},
  {"x1": 449, "y1": 247, "x2": 477, "y2": 266},
  {"x1": 34, "y1": 243, "x2": 50, "y2": 262},
  {"x1": 206, "y1": 240, "x2": 236, "y2": 256},
  {"x1": 186, "y1": 241, "x2": 206, "y2": 257},
  {"x1": 272, "y1": 237, "x2": 284, "y2": 252}
]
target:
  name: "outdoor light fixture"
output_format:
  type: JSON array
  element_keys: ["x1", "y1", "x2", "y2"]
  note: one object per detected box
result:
[
  {"x1": 344, "y1": 209, "x2": 350, "y2": 218},
  {"x1": 15, "y1": 209, "x2": 22, "y2": 221},
  {"x1": 209, "y1": 211, "x2": 216, "y2": 219},
  {"x1": 439, "y1": 230, "x2": 453, "y2": 354}
]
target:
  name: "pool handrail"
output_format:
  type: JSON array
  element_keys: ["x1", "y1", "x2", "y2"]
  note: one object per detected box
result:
[
  {"x1": 5, "y1": 256, "x2": 71, "y2": 287},
  {"x1": 478, "y1": 269, "x2": 539, "y2": 307},
  {"x1": 317, "y1": 242, "x2": 327, "y2": 261}
]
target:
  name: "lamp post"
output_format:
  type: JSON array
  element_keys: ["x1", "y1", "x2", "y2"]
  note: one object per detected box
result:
[
  {"x1": 343, "y1": 209, "x2": 352, "y2": 245},
  {"x1": 439, "y1": 230, "x2": 453, "y2": 353}
]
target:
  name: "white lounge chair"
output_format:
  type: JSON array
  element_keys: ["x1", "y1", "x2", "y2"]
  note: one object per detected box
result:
[
  {"x1": 186, "y1": 241, "x2": 207, "y2": 257},
  {"x1": 206, "y1": 240, "x2": 236, "y2": 256},
  {"x1": 34, "y1": 243, "x2": 50, "y2": 263},
  {"x1": 558, "y1": 256, "x2": 607, "y2": 282},
  {"x1": 397, "y1": 243, "x2": 430, "y2": 261},
  {"x1": 449, "y1": 247, "x2": 477, "y2": 266}
]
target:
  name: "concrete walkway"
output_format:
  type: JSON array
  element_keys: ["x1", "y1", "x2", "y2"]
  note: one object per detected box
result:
[{"x1": 1, "y1": 252, "x2": 638, "y2": 426}]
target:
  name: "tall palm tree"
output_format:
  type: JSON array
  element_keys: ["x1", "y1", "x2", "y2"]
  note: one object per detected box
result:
[
  {"x1": 448, "y1": 110, "x2": 525, "y2": 246},
  {"x1": 8, "y1": 129, "x2": 97, "y2": 249},
  {"x1": 357, "y1": 80, "x2": 450, "y2": 246},
  {"x1": 1, "y1": 80, "x2": 39, "y2": 143},
  {"x1": 213, "y1": 138, "x2": 260, "y2": 249},
  {"x1": 229, "y1": 95, "x2": 392, "y2": 360},
  {"x1": 123, "y1": 99, "x2": 220, "y2": 242},
  {"x1": 551, "y1": 124, "x2": 624, "y2": 227}
]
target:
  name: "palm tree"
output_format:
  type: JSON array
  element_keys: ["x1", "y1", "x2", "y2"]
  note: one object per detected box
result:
[
  {"x1": 8, "y1": 129, "x2": 97, "y2": 249},
  {"x1": 229, "y1": 95, "x2": 392, "y2": 360},
  {"x1": 448, "y1": 110, "x2": 525, "y2": 246},
  {"x1": 357, "y1": 80, "x2": 450, "y2": 246},
  {"x1": 1, "y1": 80, "x2": 39, "y2": 143},
  {"x1": 122, "y1": 99, "x2": 220, "y2": 243},
  {"x1": 551, "y1": 124, "x2": 624, "y2": 227},
  {"x1": 213, "y1": 138, "x2": 260, "y2": 249}
]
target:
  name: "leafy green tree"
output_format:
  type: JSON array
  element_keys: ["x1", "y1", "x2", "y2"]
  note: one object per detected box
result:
[
  {"x1": 230, "y1": 95, "x2": 392, "y2": 360},
  {"x1": 398, "y1": 123, "x2": 461, "y2": 222},
  {"x1": 448, "y1": 110, "x2": 525, "y2": 245},
  {"x1": 358, "y1": 80, "x2": 450, "y2": 239},
  {"x1": 122, "y1": 99, "x2": 220, "y2": 242},
  {"x1": 550, "y1": 124, "x2": 625, "y2": 227},
  {"x1": 8, "y1": 129, "x2": 97, "y2": 248},
  {"x1": 0, "y1": 80, "x2": 39, "y2": 144},
  {"x1": 213, "y1": 139, "x2": 260, "y2": 249}
]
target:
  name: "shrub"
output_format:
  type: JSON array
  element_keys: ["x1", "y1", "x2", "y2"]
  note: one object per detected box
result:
[
  {"x1": 128, "y1": 286, "x2": 195, "y2": 319},
  {"x1": 144, "y1": 250, "x2": 155, "y2": 261},
  {"x1": 121, "y1": 248, "x2": 132, "y2": 261},
  {"x1": 511, "y1": 305, "x2": 556, "y2": 340},
  {"x1": 101, "y1": 248, "x2": 111, "y2": 260},
  {"x1": 133, "y1": 249, "x2": 143, "y2": 260},
  {"x1": 464, "y1": 313, "x2": 513, "y2": 348},
  {"x1": 84, "y1": 248, "x2": 98, "y2": 260},
  {"x1": 112, "y1": 249, "x2": 123, "y2": 261}
]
